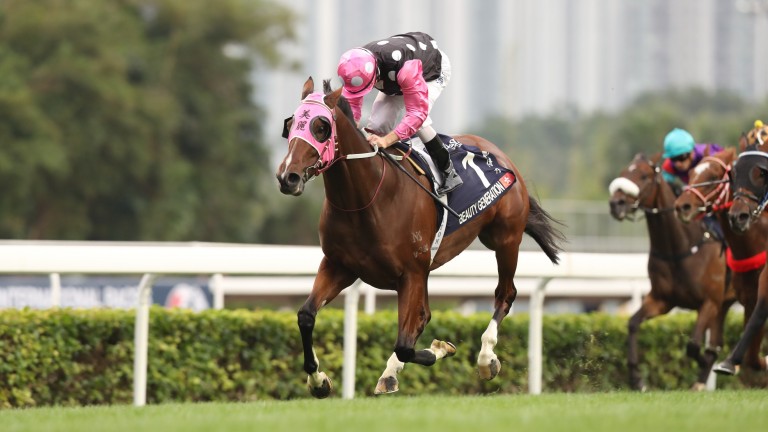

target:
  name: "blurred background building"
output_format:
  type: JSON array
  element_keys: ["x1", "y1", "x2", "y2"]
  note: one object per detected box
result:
[{"x1": 257, "y1": 0, "x2": 768, "y2": 144}]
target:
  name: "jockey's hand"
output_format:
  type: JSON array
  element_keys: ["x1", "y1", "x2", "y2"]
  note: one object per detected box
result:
[{"x1": 367, "y1": 132, "x2": 398, "y2": 149}]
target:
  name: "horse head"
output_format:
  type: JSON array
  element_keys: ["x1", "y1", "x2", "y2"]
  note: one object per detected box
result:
[
  {"x1": 738, "y1": 120, "x2": 768, "y2": 152},
  {"x1": 729, "y1": 149, "x2": 768, "y2": 233},
  {"x1": 729, "y1": 121, "x2": 768, "y2": 233},
  {"x1": 276, "y1": 76, "x2": 343, "y2": 196},
  {"x1": 674, "y1": 148, "x2": 734, "y2": 223},
  {"x1": 608, "y1": 152, "x2": 664, "y2": 221}
]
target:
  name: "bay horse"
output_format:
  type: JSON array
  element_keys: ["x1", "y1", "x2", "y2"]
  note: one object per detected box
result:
[
  {"x1": 608, "y1": 152, "x2": 735, "y2": 391},
  {"x1": 713, "y1": 122, "x2": 768, "y2": 376},
  {"x1": 276, "y1": 77, "x2": 564, "y2": 398},
  {"x1": 674, "y1": 147, "x2": 768, "y2": 373}
]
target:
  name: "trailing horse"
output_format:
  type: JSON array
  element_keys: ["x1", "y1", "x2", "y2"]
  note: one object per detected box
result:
[
  {"x1": 609, "y1": 152, "x2": 734, "y2": 391},
  {"x1": 674, "y1": 147, "x2": 768, "y2": 374},
  {"x1": 714, "y1": 122, "x2": 768, "y2": 376},
  {"x1": 276, "y1": 77, "x2": 564, "y2": 397}
]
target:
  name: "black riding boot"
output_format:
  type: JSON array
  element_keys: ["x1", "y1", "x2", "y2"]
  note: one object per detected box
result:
[{"x1": 424, "y1": 136, "x2": 463, "y2": 195}]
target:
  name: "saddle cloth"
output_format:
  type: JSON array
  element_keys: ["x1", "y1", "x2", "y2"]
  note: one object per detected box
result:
[{"x1": 392, "y1": 134, "x2": 517, "y2": 236}]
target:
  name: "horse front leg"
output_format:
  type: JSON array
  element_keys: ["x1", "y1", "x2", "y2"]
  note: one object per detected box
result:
[
  {"x1": 374, "y1": 339, "x2": 457, "y2": 394},
  {"x1": 688, "y1": 300, "x2": 720, "y2": 390},
  {"x1": 715, "y1": 295, "x2": 768, "y2": 376},
  {"x1": 375, "y1": 272, "x2": 455, "y2": 394},
  {"x1": 628, "y1": 296, "x2": 670, "y2": 391},
  {"x1": 298, "y1": 257, "x2": 357, "y2": 398}
]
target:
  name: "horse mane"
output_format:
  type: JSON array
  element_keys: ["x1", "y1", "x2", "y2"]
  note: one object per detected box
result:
[{"x1": 323, "y1": 79, "x2": 355, "y2": 124}]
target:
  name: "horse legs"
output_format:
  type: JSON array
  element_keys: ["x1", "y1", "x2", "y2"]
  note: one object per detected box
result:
[
  {"x1": 477, "y1": 246, "x2": 520, "y2": 380},
  {"x1": 739, "y1": 293, "x2": 768, "y2": 371},
  {"x1": 374, "y1": 339, "x2": 456, "y2": 394},
  {"x1": 297, "y1": 257, "x2": 357, "y2": 399},
  {"x1": 714, "y1": 295, "x2": 768, "y2": 376},
  {"x1": 628, "y1": 295, "x2": 671, "y2": 391},
  {"x1": 688, "y1": 299, "x2": 722, "y2": 390},
  {"x1": 374, "y1": 272, "x2": 456, "y2": 394}
]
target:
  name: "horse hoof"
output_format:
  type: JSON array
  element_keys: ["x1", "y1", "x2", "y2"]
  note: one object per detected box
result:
[
  {"x1": 431, "y1": 339, "x2": 457, "y2": 358},
  {"x1": 690, "y1": 382, "x2": 707, "y2": 392},
  {"x1": 478, "y1": 357, "x2": 500, "y2": 380},
  {"x1": 374, "y1": 376, "x2": 399, "y2": 395},
  {"x1": 307, "y1": 372, "x2": 333, "y2": 399},
  {"x1": 713, "y1": 360, "x2": 739, "y2": 376}
]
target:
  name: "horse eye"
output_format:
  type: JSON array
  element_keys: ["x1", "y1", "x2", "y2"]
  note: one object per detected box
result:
[
  {"x1": 311, "y1": 117, "x2": 331, "y2": 142},
  {"x1": 748, "y1": 166, "x2": 767, "y2": 187}
]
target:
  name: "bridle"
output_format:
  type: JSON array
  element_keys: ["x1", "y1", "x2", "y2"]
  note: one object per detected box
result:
[
  {"x1": 617, "y1": 158, "x2": 675, "y2": 219},
  {"x1": 282, "y1": 92, "x2": 393, "y2": 211},
  {"x1": 732, "y1": 150, "x2": 768, "y2": 219},
  {"x1": 683, "y1": 156, "x2": 731, "y2": 214}
]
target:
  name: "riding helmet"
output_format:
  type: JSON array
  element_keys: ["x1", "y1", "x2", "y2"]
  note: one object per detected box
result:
[
  {"x1": 662, "y1": 128, "x2": 695, "y2": 158},
  {"x1": 337, "y1": 48, "x2": 377, "y2": 99}
]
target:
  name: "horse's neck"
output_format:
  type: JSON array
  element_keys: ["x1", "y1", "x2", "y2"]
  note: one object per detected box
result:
[
  {"x1": 644, "y1": 181, "x2": 700, "y2": 251},
  {"x1": 321, "y1": 113, "x2": 390, "y2": 213}
]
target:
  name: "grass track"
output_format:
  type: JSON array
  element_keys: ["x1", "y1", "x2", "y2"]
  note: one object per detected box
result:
[{"x1": 1, "y1": 390, "x2": 766, "y2": 432}]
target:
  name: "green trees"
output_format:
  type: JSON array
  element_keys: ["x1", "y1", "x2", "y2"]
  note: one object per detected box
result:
[
  {"x1": 2, "y1": 1, "x2": 766, "y2": 244},
  {"x1": 472, "y1": 89, "x2": 768, "y2": 201},
  {"x1": 0, "y1": 0, "x2": 294, "y2": 240}
]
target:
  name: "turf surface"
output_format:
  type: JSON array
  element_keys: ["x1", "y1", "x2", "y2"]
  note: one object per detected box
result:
[{"x1": 1, "y1": 390, "x2": 766, "y2": 432}]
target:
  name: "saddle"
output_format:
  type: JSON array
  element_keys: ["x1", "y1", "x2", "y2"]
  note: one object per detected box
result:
[{"x1": 391, "y1": 134, "x2": 517, "y2": 236}]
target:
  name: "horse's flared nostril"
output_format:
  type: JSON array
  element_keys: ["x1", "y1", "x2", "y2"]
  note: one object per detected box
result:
[
  {"x1": 277, "y1": 171, "x2": 305, "y2": 195},
  {"x1": 729, "y1": 211, "x2": 751, "y2": 232}
]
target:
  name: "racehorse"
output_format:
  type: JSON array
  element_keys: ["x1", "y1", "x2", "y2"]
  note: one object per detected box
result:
[
  {"x1": 713, "y1": 122, "x2": 768, "y2": 376},
  {"x1": 276, "y1": 77, "x2": 564, "y2": 398},
  {"x1": 609, "y1": 152, "x2": 735, "y2": 391},
  {"x1": 674, "y1": 147, "x2": 768, "y2": 373}
]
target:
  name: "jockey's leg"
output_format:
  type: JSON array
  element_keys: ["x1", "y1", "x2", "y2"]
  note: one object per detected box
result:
[{"x1": 419, "y1": 126, "x2": 463, "y2": 195}]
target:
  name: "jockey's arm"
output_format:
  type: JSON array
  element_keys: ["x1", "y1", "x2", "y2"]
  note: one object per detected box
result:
[{"x1": 393, "y1": 60, "x2": 429, "y2": 142}]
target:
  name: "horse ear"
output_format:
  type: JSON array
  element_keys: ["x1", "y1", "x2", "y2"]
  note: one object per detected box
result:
[
  {"x1": 301, "y1": 76, "x2": 314, "y2": 100},
  {"x1": 324, "y1": 86, "x2": 343, "y2": 109},
  {"x1": 738, "y1": 132, "x2": 748, "y2": 152}
]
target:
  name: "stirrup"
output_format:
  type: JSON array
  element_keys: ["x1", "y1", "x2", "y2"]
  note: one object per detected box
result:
[{"x1": 438, "y1": 161, "x2": 463, "y2": 195}]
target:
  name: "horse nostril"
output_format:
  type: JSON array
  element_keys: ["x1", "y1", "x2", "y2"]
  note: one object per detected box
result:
[
  {"x1": 738, "y1": 212, "x2": 750, "y2": 224},
  {"x1": 681, "y1": 203, "x2": 692, "y2": 213},
  {"x1": 286, "y1": 172, "x2": 302, "y2": 187}
]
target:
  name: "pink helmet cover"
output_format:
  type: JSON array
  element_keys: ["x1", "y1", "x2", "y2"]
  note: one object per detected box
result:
[
  {"x1": 338, "y1": 48, "x2": 377, "y2": 99},
  {"x1": 287, "y1": 92, "x2": 337, "y2": 166}
]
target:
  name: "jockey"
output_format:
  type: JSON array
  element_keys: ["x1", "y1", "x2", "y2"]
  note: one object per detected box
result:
[
  {"x1": 336, "y1": 31, "x2": 463, "y2": 195},
  {"x1": 661, "y1": 128, "x2": 724, "y2": 192},
  {"x1": 661, "y1": 127, "x2": 725, "y2": 240}
]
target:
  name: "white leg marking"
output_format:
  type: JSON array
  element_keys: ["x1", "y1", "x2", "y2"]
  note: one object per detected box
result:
[
  {"x1": 379, "y1": 352, "x2": 405, "y2": 380},
  {"x1": 477, "y1": 320, "x2": 498, "y2": 365},
  {"x1": 427, "y1": 339, "x2": 453, "y2": 360},
  {"x1": 307, "y1": 348, "x2": 324, "y2": 386}
]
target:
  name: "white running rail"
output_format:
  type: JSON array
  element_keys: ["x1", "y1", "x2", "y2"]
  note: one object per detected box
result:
[{"x1": 0, "y1": 241, "x2": 651, "y2": 403}]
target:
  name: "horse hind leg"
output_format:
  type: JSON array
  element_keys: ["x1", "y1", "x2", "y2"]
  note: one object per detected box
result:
[
  {"x1": 374, "y1": 340, "x2": 456, "y2": 395},
  {"x1": 477, "y1": 246, "x2": 520, "y2": 380}
]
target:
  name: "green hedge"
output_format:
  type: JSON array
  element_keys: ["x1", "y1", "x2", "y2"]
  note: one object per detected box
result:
[{"x1": 0, "y1": 308, "x2": 764, "y2": 408}]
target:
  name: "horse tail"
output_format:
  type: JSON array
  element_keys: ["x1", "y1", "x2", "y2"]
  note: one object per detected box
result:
[{"x1": 524, "y1": 196, "x2": 566, "y2": 264}]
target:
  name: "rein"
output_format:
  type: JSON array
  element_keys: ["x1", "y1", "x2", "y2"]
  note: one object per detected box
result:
[
  {"x1": 325, "y1": 154, "x2": 388, "y2": 212},
  {"x1": 683, "y1": 156, "x2": 731, "y2": 215},
  {"x1": 632, "y1": 163, "x2": 676, "y2": 216},
  {"x1": 637, "y1": 159, "x2": 712, "y2": 261}
]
